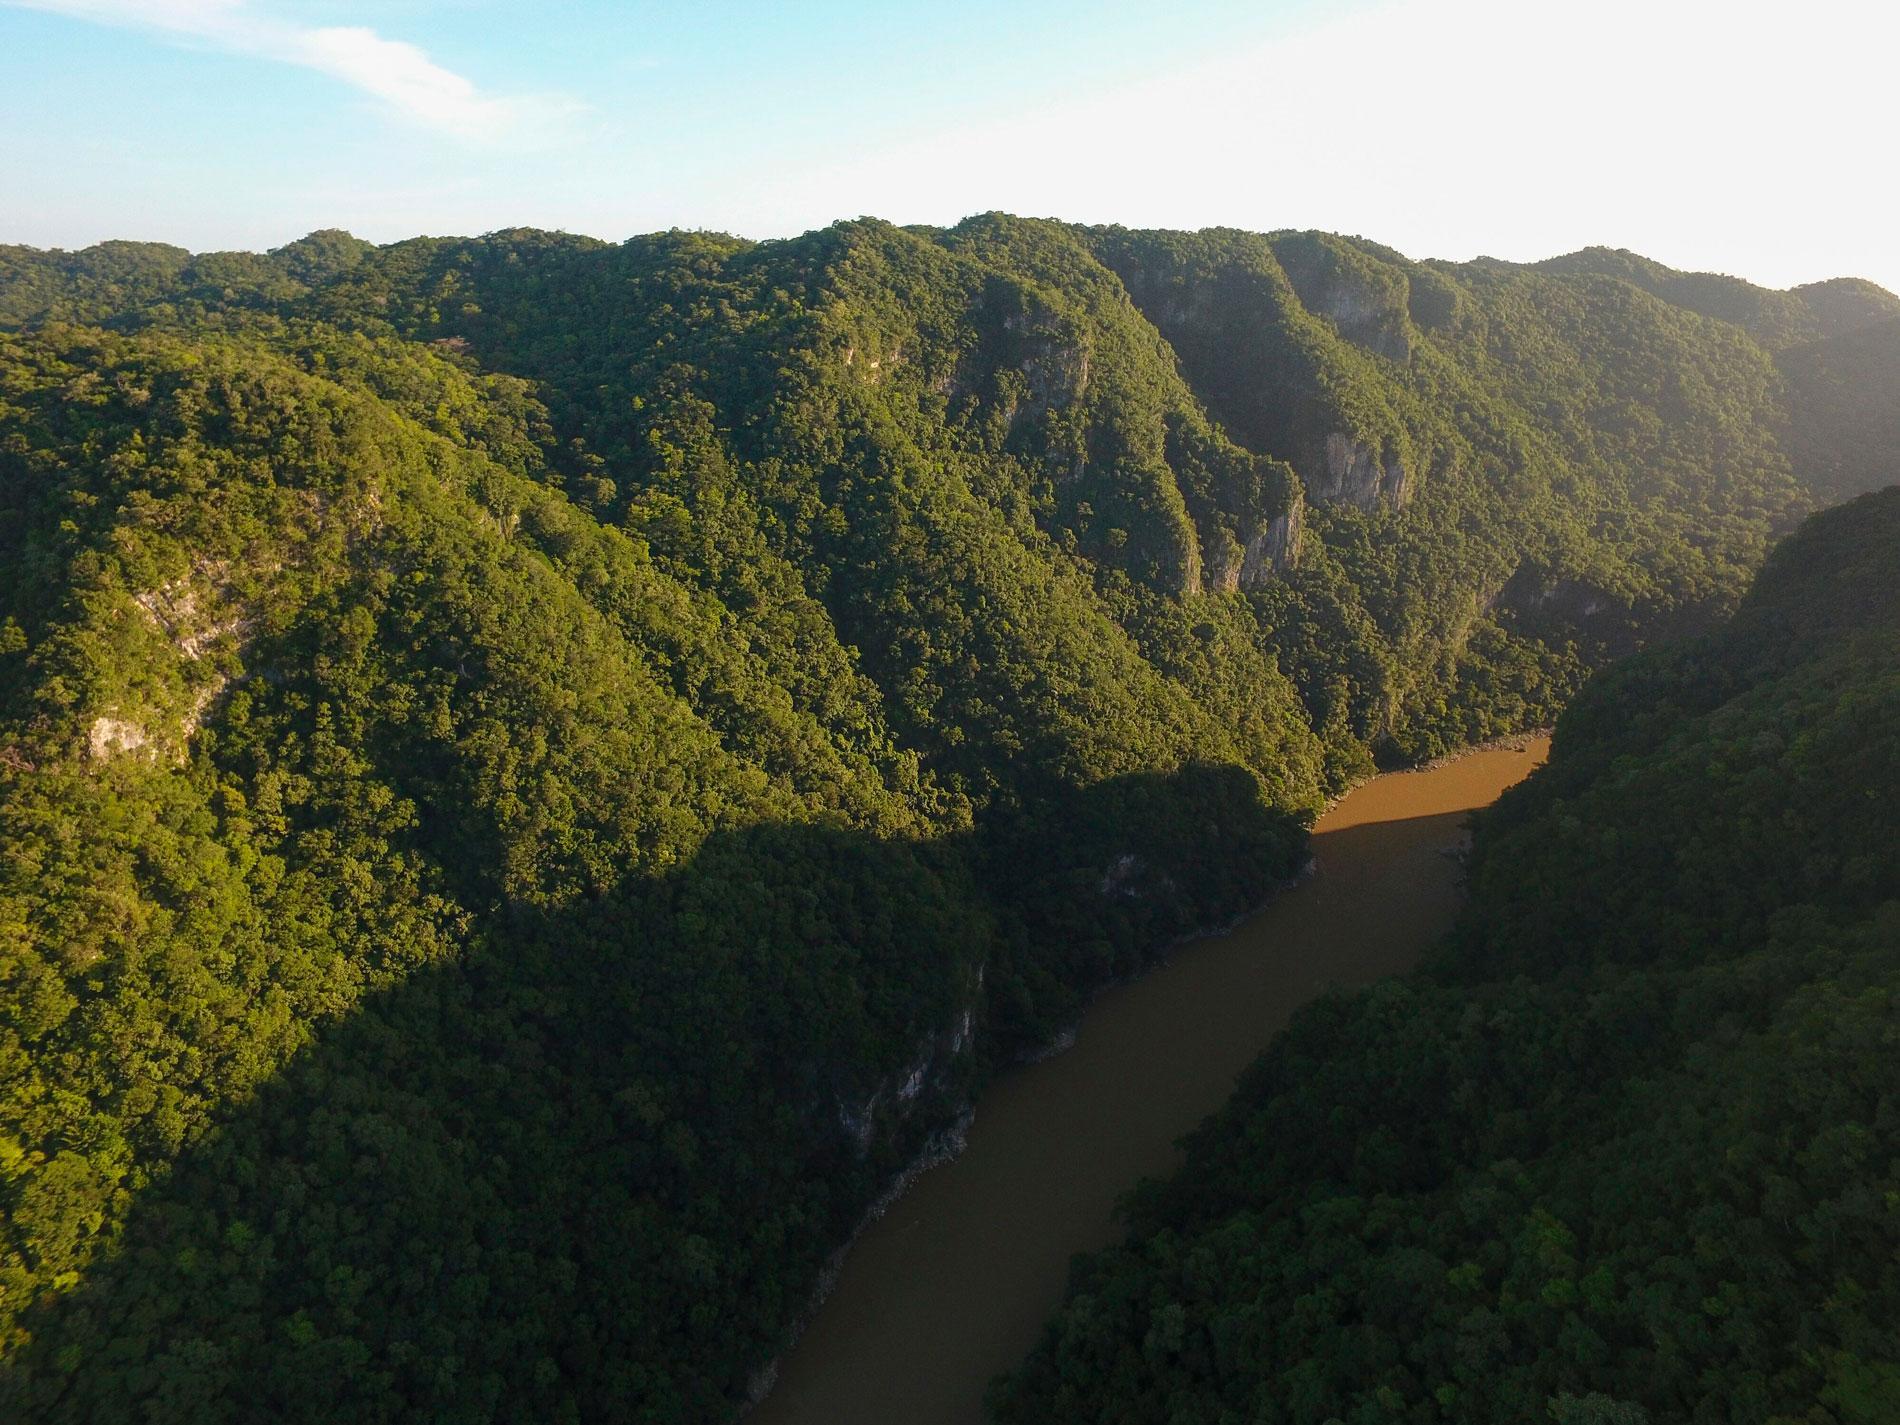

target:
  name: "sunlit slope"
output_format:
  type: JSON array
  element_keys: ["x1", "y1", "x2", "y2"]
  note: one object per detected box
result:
[
  {"x1": 1, "y1": 218, "x2": 1895, "y2": 1422},
  {"x1": 0, "y1": 248, "x2": 1318, "y2": 1422}
]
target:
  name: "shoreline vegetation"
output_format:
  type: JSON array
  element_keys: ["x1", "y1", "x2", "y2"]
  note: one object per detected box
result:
[
  {"x1": 766, "y1": 719, "x2": 1551, "y2": 1366},
  {"x1": 2, "y1": 218, "x2": 1896, "y2": 1422},
  {"x1": 741, "y1": 798, "x2": 1347, "y2": 1414},
  {"x1": 748, "y1": 736, "x2": 1550, "y2": 1423},
  {"x1": 1404, "y1": 726, "x2": 1552, "y2": 774},
  {"x1": 992, "y1": 489, "x2": 1900, "y2": 1425}
]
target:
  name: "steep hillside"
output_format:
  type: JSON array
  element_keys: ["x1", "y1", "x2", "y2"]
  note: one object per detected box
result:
[
  {"x1": 1088, "y1": 225, "x2": 1818, "y2": 758},
  {"x1": 1779, "y1": 316, "x2": 1900, "y2": 504},
  {"x1": 0, "y1": 313, "x2": 1320, "y2": 1421},
  {"x1": 0, "y1": 219, "x2": 1893, "y2": 1422},
  {"x1": 1534, "y1": 245, "x2": 1900, "y2": 350},
  {"x1": 7, "y1": 218, "x2": 1886, "y2": 763},
  {"x1": 993, "y1": 488, "x2": 1900, "y2": 1425}
]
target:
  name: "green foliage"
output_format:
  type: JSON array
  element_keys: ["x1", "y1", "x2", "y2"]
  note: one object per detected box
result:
[
  {"x1": 0, "y1": 240, "x2": 1311, "y2": 1423},
  {"x1": 0, "y1": 217, "x2": 1893, "y2": 1422},
  {"x1": 992, "y1": 489, "x2": 1900, "y2": 1425},
  {"x1": 1779, "y1": 317, "x2": 1900, "y2": 504},
  {"x1": 1534, "y1": 246, "x2": 1900, "y2": 350},
  {"x1": 1088, "y1": 224, "x2": 1830, "y2": 760}
]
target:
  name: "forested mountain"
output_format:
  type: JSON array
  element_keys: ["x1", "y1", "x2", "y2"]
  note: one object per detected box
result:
[
  {"x1": 992, "y1": 486, "x2": 1900, "y2": 1425},
  {"x1": 0, "y1": 217, "x2": 1892, "y2": 1422}
]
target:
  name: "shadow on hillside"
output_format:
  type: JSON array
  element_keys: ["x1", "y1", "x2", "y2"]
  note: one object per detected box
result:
[{"x1": 2, "y1": 763, "x2": 1303, "y2": 1425}]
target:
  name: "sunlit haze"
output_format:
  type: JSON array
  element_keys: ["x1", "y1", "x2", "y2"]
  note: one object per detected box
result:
[{"x1": 4, "y1": 0, "x2": 1896, "y2": 290}]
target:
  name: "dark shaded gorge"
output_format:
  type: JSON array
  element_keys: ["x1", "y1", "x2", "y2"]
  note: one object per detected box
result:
[
  {"x1": 0, "y1": 762, "x2": 1308, "y2": 1424},
  {"x1": 753, "y1": 740, "x2": 1547, "y2": 1425}
]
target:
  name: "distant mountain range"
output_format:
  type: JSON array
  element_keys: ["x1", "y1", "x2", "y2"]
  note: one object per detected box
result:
[{"x1": 1, "y1": 217, "x2": 1895, "y2": 1422}]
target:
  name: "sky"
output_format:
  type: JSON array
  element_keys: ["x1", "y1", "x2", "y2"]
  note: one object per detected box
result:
[{"x1": 2, "y1": 0, "x2": 1896, "y2": 292}]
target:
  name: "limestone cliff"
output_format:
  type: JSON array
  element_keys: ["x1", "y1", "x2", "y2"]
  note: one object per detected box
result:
[{"x1": 1311, "y1": 431, "x2": 1412, "y2": 509}]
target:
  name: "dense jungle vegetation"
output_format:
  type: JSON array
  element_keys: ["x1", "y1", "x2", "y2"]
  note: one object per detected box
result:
[
  {"x1": 993, "y1": 487, "x2": 1900, "y2": 1425},
  {"x1": 0, "y1": 217, "x2": 1894, "y2": 1421}
]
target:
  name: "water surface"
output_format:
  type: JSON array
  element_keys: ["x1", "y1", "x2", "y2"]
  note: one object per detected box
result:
[{"x1": 753, "y1": 739, "x2": 1550, "y2": 1425}]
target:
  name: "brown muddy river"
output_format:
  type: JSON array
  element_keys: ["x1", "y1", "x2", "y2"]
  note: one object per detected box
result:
[{"x1": 751, "y1": 738, "x2": 1550, "y2": 1425}]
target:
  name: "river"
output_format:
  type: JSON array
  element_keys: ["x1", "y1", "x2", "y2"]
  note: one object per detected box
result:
[{"x1": 751, "y1": 737, "x2": 1550, "y2": 1425}]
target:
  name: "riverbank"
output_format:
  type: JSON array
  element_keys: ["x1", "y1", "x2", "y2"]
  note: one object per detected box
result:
[
  {"x1": 744, "y1": 843, "x2": 1321, "y2": 1410},
  {"x1": 749, "y1": 738, "x2": 1549, "y2": 1425},
  {"x1": 1407, "y1": 727, "x2": 1553, "y2": 774}
]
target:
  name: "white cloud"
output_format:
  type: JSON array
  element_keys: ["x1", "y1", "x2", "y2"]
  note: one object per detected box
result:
[
  {"x1": 287, "y1": 25, "x2": 551, "y2": 140},
  {"x1": 6, "y1": 0, "x2": 578, "y2": 141}
]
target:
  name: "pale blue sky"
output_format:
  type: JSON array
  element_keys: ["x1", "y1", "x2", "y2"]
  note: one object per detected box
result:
[{"x1": 3, "y1": 0, "x2": 1896, "y2": 292}]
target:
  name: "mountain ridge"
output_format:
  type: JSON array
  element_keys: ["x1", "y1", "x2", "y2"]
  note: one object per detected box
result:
[
  {"x1": 993, "y1": 485, "x2": 1900, "y2": 1425},
  {"x1": 1, "y1": 216, "x2": 1896, "y2": 1422}
]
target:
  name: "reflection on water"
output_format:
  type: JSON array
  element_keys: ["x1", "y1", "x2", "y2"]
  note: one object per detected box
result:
[{"x1": 751, "y1": 739, "x2": 1550, "y2": 1425}]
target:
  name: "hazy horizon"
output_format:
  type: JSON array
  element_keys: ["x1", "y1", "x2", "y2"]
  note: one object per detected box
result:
[
  {"x1": 4, "y1": 0, "x2": 1897, "y2": 292},
  {"x1": 9, "y1": 215, "x2": 1895, "y2": 302}
]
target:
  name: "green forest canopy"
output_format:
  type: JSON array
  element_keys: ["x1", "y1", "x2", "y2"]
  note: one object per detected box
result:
[
  {"x1": 992, "y1": 486, "x2": 1900, "y2": 1425},
  {"x1": 0, "y1": 217, "x2": 1895, "y2": 1421}
]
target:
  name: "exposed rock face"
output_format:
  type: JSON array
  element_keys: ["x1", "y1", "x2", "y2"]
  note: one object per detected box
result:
[
  {"x1": 1272, "y1": 237, "x2": 1415, "y2": 363},
  {"x1": 1204, "y1": 500, "x2": 1302, "y2": 593},
  {"x1": 1098, "y1": 852, "x2": 1146, "y2": 898},
  {"x1": 96, "y1": 562, "x2": 253, "y2": 767},
  {"x1": 835, "y1": 1007, "x2": 976, "y2": 1152},
  {"x1": 87, "y1": 694, "x2": 219, "y2": 767},
  {"x1": 1504, "y1": 571, "x2": 1611, "y2": 624},
  {"x1": 1017, "y1": 335, "x2": 1091, "y2": 411},
  {"x1": 1311, "y1": 279, "x2": 1412, "y2": 363},
  {"x1": 132, "y1": 558, "x2": 250, "y2": 659},
  {"x1": 134, "y1": 562, "x2": 257, "y2": 666},
  {"x1": 842, "y1": 341, "x2": 908, "y2": 385},
  {"x1": 976, "y1": 303, "x2": 1094, "y2": 425},
  {"x1": 1096, "y1": 848, "x2": 1179, "y2": 903},
  {"x1": 1312, "y1": 432, "x2": 1412, "y2": 510},
  {"x1": 1239, "y1": 504, "x2": 1303, "y2": 584},
  {"x1": 88, "y1": 715, "x2": 149, "y2": 761},
  {"x1": 1174, "y1": 531, "x2": 1205, "y2": 600},
  {"x1": 969, "y1": 306, "x2": 1096, "y2": 481}
]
